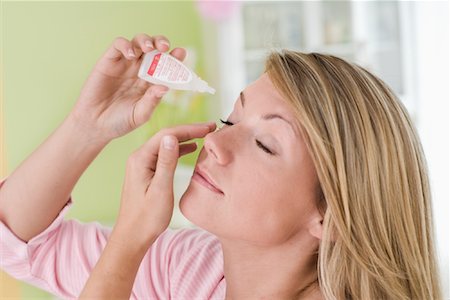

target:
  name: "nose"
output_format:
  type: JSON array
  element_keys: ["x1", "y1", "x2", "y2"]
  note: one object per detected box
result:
[{"x1": 203, "y1": 128, "x2": 233, "y2": 165}]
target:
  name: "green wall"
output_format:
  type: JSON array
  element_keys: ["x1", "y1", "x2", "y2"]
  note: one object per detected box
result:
[{"x1": 2, "y1": 1, "x2": 211, "y2": 298}]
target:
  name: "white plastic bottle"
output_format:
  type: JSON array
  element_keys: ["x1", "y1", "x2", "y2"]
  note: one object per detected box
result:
[{"x1": 138, "y1": 50, "x2": 215, "y2": 94}]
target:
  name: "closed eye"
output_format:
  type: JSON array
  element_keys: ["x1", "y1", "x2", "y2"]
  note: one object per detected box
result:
[
  {"x1": 219, "y1": 119, "x2": 275, "y2": 155},
  {"x1": 256, "y1": 140, "x2": 274, "y2": 155}
]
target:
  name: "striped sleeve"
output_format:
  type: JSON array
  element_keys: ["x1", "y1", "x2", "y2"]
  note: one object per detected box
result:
[
  {"x1": 0, "y1": 178, "x2": 225, "y2": 299},
  {"x1": 0, "y1": 179, "x2": 171, "y2": 299},
  {"x1": 168, "y1": 229, "x2": 225, "y2": 299}
]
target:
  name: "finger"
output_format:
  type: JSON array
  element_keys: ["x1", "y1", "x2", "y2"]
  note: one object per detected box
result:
[
  {"x1": 135, "y1": 77, "x2": 152, "y2": 91},
  {"x1": 133, "y1": 85, "x2": 169, "y2": 127},
  {"x1": 133, "y1": 123, "x2": 215, "y2": 170},
  {"x1": 131, "y1": 33, "x2": 155, "y2": 58},
  {"x1": 152, "y1": 35, "x2": 171, "y2": 52},
  {"x1": 169, "y1": 47, "x2": 187, "y2": 62},
  {"x1": 139, "y1": 123, "x2": 216, "y2": 156},
  {"x1": 150, "y1": 135, "x2": 179, "y2": 198},
  {"x1": 124, "y1": 152, "x2": 152, "y2": 195},
  {"x1": 104, "y1": 37, "x2": 136, "y2": 61},
  {"x1": 146, "y1": 141, "x2": 198, "y2": 173},
  {"x1": 179, "y1": 142, "x2": 198, "y2": 157}
]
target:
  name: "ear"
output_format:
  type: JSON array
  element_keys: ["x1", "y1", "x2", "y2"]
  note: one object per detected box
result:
[{"x1": 308, "y1": 218, "x2": 324, "y2": 240}]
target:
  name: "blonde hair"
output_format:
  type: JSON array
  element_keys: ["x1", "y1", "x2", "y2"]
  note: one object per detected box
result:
[{"x1": 265, "y1": 50, "x2": 441, "y2": 299}]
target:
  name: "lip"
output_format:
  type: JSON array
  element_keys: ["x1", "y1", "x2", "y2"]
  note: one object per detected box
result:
[{"x1": 193, "y1": 167, "x2": 224, "y2": 195}]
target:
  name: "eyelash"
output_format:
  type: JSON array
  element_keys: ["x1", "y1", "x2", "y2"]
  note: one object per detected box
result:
[
  {"x1": 219, "y1": 119, "x2": 274, "y2": 155},
  {"x1": 219, "y1": 118, "x2": 234, "y2": 126}
]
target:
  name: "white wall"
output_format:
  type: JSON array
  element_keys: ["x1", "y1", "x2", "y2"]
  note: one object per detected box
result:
[
  {"x1": 205, "y1": 1, "x2": 450, "y2": 295},
  {"x1": 413, "y1": 1, "x2": 449, "y2": 297}
]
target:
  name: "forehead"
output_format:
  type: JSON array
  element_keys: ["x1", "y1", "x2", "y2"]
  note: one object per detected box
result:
[{"x1": 239, "y1": 73, "x2": 294, "y2": 115}]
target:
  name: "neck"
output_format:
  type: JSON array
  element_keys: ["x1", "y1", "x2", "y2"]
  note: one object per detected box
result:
[{"x1": 220, "y1": 234, "x2": 322, "y2": 300}]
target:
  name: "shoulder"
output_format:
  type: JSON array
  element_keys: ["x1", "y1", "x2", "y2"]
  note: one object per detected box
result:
[
  {"x1": 122, "y1": 228, "x2": 223, "y2": 299},
  {"x1": 158, "y1": 227, "x2": 222, "y2": 262},
  {"x1": 166, "y1": 227, "x2": 219, "y2": 247},
  {"x1": 161, "y1": 228, "x2": 225, "y2": 298}
]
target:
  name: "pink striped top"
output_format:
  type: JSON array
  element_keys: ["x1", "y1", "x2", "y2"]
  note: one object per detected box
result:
[{"x1": 0, "y1": 179, "x2": 226, "y2": 299}]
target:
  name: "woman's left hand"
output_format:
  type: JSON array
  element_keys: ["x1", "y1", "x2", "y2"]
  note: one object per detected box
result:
[
  {"x1": 80, "y1": 122, "x2": 216, "y2": 299},
  {"x1": 110, "y1": 122, "x2": 216, "y2": 250}
]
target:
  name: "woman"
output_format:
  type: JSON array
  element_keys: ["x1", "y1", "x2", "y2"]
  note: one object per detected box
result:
[{"x1": 0, "y1": 33, "x2": 441, "y2": 299}]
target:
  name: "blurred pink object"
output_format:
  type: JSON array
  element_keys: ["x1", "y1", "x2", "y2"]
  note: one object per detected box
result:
[{"x1": 195, "y1": 0, "x2": 241, "y2": 22}]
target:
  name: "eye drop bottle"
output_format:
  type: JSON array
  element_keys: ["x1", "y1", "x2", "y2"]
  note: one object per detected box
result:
[{"x1": 138, "y1": 50, "x2": 215, "y2": 94}]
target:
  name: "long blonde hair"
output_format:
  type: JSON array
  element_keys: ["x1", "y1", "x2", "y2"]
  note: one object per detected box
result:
[{"x1": 265, "y1": 50, "x2": 441, "y2": 299}]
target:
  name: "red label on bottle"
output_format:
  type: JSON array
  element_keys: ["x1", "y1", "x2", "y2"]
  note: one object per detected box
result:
[{"x1": 147, "y1": 53, "x2": 161, "y2": 76}]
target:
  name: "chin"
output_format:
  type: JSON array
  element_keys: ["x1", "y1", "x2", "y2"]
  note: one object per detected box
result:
[
  {"x1": 179, "y1": 186, "x2": 194, "y2": 221},
  {"x1": 179, "y1": 183, "x2": 222, "y2": 235},
  {"x1": 179, "y1": 182, "x2": 207, "y2": 228}
]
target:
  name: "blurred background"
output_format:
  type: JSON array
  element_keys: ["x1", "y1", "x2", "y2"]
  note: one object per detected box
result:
[{"x1": 1, "y1": 1, "x2": 448, "y2": 298}]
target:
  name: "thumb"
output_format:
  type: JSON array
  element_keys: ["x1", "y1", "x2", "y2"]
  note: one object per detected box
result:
[
  {"x1": 150, "y1": 135, "x2": 179, "y2": 197},
  {"x1": 133, "y1": 86, "x2": 169, "y2": 127}
]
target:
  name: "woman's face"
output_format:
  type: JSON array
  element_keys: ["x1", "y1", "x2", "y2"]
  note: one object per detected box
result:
[{"x1": 180, "y1": 73, "x2": 320, "y2": 245}]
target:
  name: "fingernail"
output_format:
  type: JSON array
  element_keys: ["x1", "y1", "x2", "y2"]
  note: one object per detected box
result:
[
  {"x1": 163, "y1": 136, "x2": 176, "y2": 150},
  {"x1": 145, "y1": 40, "x2": 154, "y2": 49},
  {"x1": 127, "y1": 49, "x2": 136, "y2": 57},
  {"x1": 159, "y1": 40, "x2": 170, "y2": 48}
]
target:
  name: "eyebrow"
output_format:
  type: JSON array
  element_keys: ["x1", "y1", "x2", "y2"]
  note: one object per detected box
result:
[{"x1": 240, "y1": 91, "x2": 297, "y2": 137}]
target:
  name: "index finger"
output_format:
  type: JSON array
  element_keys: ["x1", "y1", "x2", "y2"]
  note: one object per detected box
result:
[
  {"x1": 135, "y1": 122, "x2": 216, "y2": 161},
  {"x1": 103, "y1": 37, "x2": 136, "y2": 61}
]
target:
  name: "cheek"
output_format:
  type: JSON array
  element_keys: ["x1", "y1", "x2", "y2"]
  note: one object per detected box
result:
[
  {"x1": 225, "y1": 171, "x2": 302, "y2": 244},
  {"x1": 179, "y1": 181, "x2": 222, "y2": 229},
  {"x1": 179, "y1": 159, "x2": 319, "y2": 246}
]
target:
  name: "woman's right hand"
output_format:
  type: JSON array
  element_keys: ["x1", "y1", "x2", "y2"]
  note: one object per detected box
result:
[{"x1": 70, "y1": 33, "x2": 187, "y2": 143}]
